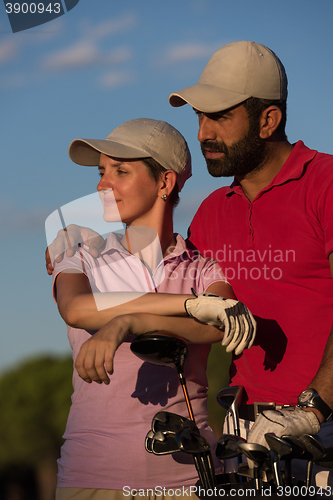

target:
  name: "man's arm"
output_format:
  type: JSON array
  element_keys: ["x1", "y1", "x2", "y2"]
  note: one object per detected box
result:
[
  {"x1": 247, "y1": 253, "x2": 333, "y2": 448},
  {"x1": 46, "y1": 225, "x2": 105, "y2": 275},
  {"x1": 305, "y1": 251, "x2": 333, "y2": 421}
]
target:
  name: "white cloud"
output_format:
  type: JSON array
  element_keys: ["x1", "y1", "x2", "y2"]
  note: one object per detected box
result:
[
  {"x1": 41, "y1": 42, "x2": 132, "y2": 71},
  {"x1": 99, "y1": 70, "x2": 134, "y2": 89},
  {"x1": 0, "y1": 37, "x2": 20, "y2": 65},
  {"x1": 43, "y1": 40, "x2": 97, "y2": 69},
  {"x1": 80, "y1": 12, "x2": 137, "y2": 42},
  {"x1": 162, "y1": 42, "x2": 221, "y2": 64},
  {"x1": 40, "y1": 12, "x2": 136, "y2": 72}
]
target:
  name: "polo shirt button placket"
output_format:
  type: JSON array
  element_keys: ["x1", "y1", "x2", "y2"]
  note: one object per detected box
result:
[{"x1": 248, "y1": 204, "x2": 255, "y2": 247}]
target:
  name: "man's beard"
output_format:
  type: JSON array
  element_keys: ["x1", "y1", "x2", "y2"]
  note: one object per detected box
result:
[{"x1": 201, "y1": 125, "x2": 269, "y2": 177}]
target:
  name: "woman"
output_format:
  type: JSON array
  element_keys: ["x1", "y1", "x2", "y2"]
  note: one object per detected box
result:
[{"x1": 51, "y1": 118, "x2": 255, "y2": 499}]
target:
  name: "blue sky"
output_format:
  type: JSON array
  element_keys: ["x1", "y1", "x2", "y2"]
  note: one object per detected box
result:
[{"x1": 1, "y1": 0, "x2": 333, "y2": 374}]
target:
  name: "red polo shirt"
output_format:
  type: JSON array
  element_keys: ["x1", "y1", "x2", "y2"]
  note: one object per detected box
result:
[{"x1": 188, "y1": 141, "x2": 333, "y2": 405}]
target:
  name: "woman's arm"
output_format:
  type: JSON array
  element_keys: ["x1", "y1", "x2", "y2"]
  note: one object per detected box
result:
[
  {"x1": 75, "y1": 311, "x2": 225, "y2": 385},
  {"x1": 55, "y1": 272, "x2": 235, "y2": 331}
]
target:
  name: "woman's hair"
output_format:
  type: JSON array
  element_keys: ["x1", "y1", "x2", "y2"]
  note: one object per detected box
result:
[{"x1": 141, "y1": 157, "x2": 180, "y2": 208}]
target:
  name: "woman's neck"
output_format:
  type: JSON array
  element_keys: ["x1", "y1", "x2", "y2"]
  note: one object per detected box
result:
[{"x1": 122, "y1": 220, "x2": 175, "y2": 272}]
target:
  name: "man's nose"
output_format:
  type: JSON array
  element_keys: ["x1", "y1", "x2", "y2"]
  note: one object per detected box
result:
[{"x1": 197, "y1": 115, "x2": 217, "y2": 143}]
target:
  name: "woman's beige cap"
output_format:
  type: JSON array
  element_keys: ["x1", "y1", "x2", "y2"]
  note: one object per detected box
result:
[
  {"x1": 169, "y1": 41, "x2": 287, "y2": 113},
  {"x1": 68, "y1": 118, "x2": 192, "y2": 191}
]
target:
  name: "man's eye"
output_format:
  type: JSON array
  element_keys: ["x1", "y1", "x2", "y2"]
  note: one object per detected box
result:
[{"x1": 208, "y1": 112, "x2": 226, "y2": 121}]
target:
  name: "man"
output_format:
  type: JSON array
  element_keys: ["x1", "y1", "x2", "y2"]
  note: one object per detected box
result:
[
  {"x1": 46, "y1": 41, "x2": 333, "y2": 486},
  {"x1": 169, "y1": 40, "x2": 333, "y2": 485}
]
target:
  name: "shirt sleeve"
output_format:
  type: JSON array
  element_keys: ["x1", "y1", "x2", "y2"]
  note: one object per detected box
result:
[
  {"x1": 52, "y1": 245, "x2": 89, "y2": 303},
  {"x1": 198, "y1": 257, "x2": 229, "y2": 293},
  {"x1": 321, "y1": 183, "x2": 333, "y2": 258}
]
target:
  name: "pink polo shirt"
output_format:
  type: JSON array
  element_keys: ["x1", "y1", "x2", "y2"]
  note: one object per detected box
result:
[
  {"x1": 53, "y1": 233, "x2": 226, "y2": 489},
  {"x1": 188, "y1": 141, "x2": 333, "y2": 406}
]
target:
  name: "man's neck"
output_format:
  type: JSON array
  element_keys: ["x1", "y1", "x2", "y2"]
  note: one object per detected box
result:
[{"x1": 236, "y1": 141, "x2": 294, "y2": 202}]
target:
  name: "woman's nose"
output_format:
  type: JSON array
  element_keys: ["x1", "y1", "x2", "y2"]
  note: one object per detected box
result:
[{"x1": 97, "y1": 175, "x2": 113, "y2": 191}]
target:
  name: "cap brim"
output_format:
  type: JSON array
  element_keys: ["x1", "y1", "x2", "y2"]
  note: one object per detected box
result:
[
  {"x1": 69, "y1": 138, "x2": 150, "y2": 166},
  {"x1": 169, "y1": 83, "x2": 250, "y2": 113}
]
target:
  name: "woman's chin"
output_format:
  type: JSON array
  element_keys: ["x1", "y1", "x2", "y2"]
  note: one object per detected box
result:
[{"x1": 103, "y1": 210, "x2": 122, "y2": 223}]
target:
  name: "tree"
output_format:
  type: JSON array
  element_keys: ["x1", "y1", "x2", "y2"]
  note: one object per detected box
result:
[{"x1": 0, "y1": 355, "x2": 73, "y2": 467}]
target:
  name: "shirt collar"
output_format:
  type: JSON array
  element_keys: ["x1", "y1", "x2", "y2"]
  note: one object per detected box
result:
[
  {"x1": 225, "y1": 141, "x2": 317, "y2": 197},
  {"x1": 165, "y1": 233, "x2": 191, "y2": 261},
  {"x1": 101, "y1": 231, "x2": 190, "y2": 261}
]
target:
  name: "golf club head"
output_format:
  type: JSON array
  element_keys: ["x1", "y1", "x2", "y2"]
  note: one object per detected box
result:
[
  {"x1": 281, "y1": 435, "x2": 306, "y2": 459},
  {"x1": 217, "y1": 386, "x2": 243, "y2": 411},
  {"x1": 216, "y1": 386, "x2": 243, "y2": 436},
  {"x1": 150, "y1": 430, "x2": 181, "y2": 455},
  {"x1": 216, "y1": 434, "x2": 246, "y2": 460},
  {"x1": 315, "y1": 445, "x2": 333, "y2": 469},
  {"x1": 265, "y1": 433, "x2": 292, "y2": 459},
  {"x1": 238, "y1": 442, "x2": 270, "y2": 467},
  {"x1": 145, "y1": 429, "x2": 154, "y2": 453},
  {"x1": 298, "y1": 434, "x2": 326, "y2": 461},
  {"x1": 130, "y1": 332, "x2": 188, "y2": 373},
  {"x1": 175, "y1": 429, "x2": 210, "y2": 454},
  {"x1": 152, "y1": 411, "x2": 199, "y2": 434}
]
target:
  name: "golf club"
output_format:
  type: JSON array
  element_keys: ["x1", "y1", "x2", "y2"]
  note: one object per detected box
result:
[
  {"x1": 216, "y1": 434, "x2": 246, "y2": 460},
  {"x1": 152, "y1": 411, "x2": 199, "y2": 434},
  {"x1": 148, "y1": 430, "x2": 181, "y2": 455},
  {"x1": 175, "y1": 429, "x2": 217, "y2": 490},
  {"x1": 130, "y1": 332, "x2": 195, "y2": 422},
  {"x1": 298, "y1": 433, "x2": 326, "y2": 488},
  {"x1": 145, "y1": 429, "x2": 154, "y2": 453},
  {"x1": 314, "y1": 445, "x2": 333, "y2": 469},
  {"x1": 265, "y1": 433, "x2": 292, "y2": 488},
  {"x1": 147, "y1": 425, "x2": 211, "y2": 488},
  {"x1": 264, "y1": 434, "x2": 293, "y2": 487},
  {"x1": 216, "y1": 386, "x2": 243, "y2": 437},
  {"x1": 238, "y1": 442, "x2": 270, "y2": 492},
  {"x1": 281, "y1": 435, "x2": 306, "y2": 486},
  {"x1": 217, "y1": 386, "x2": 244, "y2": 484},
  {"x1": 131, "y1": 333, "x2": 216, "y2": 490}
]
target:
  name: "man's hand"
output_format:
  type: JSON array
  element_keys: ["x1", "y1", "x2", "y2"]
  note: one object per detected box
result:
[
  {"x1": 45, "y1": 224, "x2": 105, "y2": 275},
  {"x1": 185, "y1": 293, "x2": 256, "y2": 355},
  {"x1": 75, "y1": 315, "x2": 132, "y2": 384},
  {"x1": 247, "y1": 407, "x2": 321, "y2": 449}
]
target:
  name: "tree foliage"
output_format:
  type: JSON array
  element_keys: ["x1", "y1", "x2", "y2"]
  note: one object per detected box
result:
[
  {"x1": 0, "y1": 355, "x2": 73, "y2": 468},
  {"x1": 0, "y1": 346, "x2": 230, "y2": 472},
  {"x1": 206, "y1": 343, "x2": 231, "y2": 437}
]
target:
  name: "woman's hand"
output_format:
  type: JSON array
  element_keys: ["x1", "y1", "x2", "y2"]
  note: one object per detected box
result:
[{"x1": 75, "y1": 314, "x2": 135, "y2": 384}]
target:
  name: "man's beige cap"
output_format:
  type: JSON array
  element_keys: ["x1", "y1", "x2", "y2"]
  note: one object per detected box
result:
[
  {"x1": 169, "y1": 41, "x2": 287, "y2": 113},
  {"x1": 68, "y1": 118, "x2": 192, "y2": 191}
]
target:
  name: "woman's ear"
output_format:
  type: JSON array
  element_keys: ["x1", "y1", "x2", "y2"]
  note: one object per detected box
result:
[
  {"x1": 160, "y1": 170, "x2": 177, "y2": 195},
  {"x1": 259, "y1": 106, "x2": 283, "y2": 139}
]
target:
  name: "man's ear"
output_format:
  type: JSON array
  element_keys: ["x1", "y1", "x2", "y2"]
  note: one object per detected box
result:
[{"x1": 259, "y1": 106, "x2": 282, "y2": 139}]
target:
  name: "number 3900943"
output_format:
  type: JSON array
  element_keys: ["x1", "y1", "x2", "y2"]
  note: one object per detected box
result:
[{"x1": 5, "y1": 3, "x2": 61, "y2": 14}]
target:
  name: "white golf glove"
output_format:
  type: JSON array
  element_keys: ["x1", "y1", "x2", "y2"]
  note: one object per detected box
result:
[
  {"x1": 185, "y1": 291, "x2": 256, "y2": 355},
  {"x1": 248, "y1": 407, "x2": 320, "y2": 449}
]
